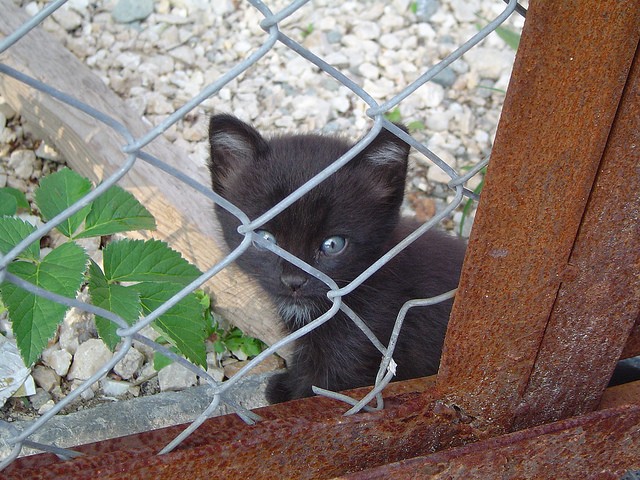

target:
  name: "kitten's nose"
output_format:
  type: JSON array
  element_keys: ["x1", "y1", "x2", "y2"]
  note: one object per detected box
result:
[{"x1": 281, "y1": 273, "x2": 308, "y2": 292}]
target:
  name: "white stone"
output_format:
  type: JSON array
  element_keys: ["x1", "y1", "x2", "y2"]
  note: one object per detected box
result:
[
  {"x1": 426, "y1": 110, "x2": 450, "y2": 132},
  {"x1": 101, "y1": 378, "x2": 133, "y2": 397},
  {"x1": 31, "y1": 365, "x2": 60, "y2": 392},
  {"x1": 157, "y1": 362, "x2": 197, "y2": 392},
  {"x1": 35, "y1": 142, "x2": 62, "y2": 162},
  {"x1": 113, "y1": 347, "x2": 144, "y2": 380},
  {"x1": 352, "y1": 21, "x2": 381, "y2": 41},
  {"x1": 450, "y1": 0, "x2": 480, "y2": 23},
  {"x1": 416, "y1": 82, "x2": 445, "y2": 108},
  {"x1": 37, "y1": 399, "x2": 56, "y2": 415},
  {"x1": 41, "y1": 347, "x2": 73, "y2": 377},
  {"x1": 24, "y1": 1, "x2": 39, "y2": 16},
  {"x1": 52, "y1": 8, "x2": 83, "y2": 31},
  {"x1": 169, "y1": 45, "x2": 196, "y2": 66},
  {"x1": 358, "y1": 62, "x2": 380, "y2": 80},
  {"x1": 8, "y1": 149, "x2": 36, "y2": 179},
  {"x1": 464, "y1": 47, "x2": 515, "y2": 80},
  {"x1": 67, "y1": 339, "x2": 113, "y2": 381},
  {"x1": 115, "y1": 51, "x2": 141, "y2": 70},
  {"x1": 427, "y1": 165, "x2": 454, "y2": 184},
  {"x1": 0, "y1": 100, "x2": 16, "y2": 119}
]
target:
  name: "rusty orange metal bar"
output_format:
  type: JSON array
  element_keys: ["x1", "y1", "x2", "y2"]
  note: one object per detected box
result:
[
  {"x1": 5, "y1": 379, "x2": 640, "y2": 479},
  {"x1": 622, "y1": 314, "x2": 640, "y2": 358},
  {"x1": 437, "y1": 0, "x2": 640, "y2": 432},
  {"x1": 512, "y1": 43, "x2": 640, "y2": 429},
  {"x1": 340, "y1": 404, "x2": 640, "y2": 480}
]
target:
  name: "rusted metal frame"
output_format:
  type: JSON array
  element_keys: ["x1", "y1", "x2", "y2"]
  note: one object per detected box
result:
[
  {"x1": 436, "y1": 0, "x2": 640, "y2": 433},
  {"x1": 6, "y1": 378, "x2": 640, "y2": 479},
  {"x1": 512, "y1": 42, "x2": 640, "y2": 429},
  {"x1": 4, "y1": 385, "x2": 480, "y2": 480},
  {"x1": 339, "y1": 404, "x2": 640, "y2": 479},
  {"x1": 8, "y1": 381, "x2": 640, "y2": 479},
  {"x1": 622, "y1": 314, "x2": 640, "y2": 358}
]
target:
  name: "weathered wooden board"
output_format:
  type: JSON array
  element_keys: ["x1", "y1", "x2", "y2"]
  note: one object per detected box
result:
[{"x1": 0, "y1": 2, "x2": 284, "y2": 349}]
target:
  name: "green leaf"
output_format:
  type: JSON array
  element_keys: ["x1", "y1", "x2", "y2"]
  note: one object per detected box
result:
[
  {"x1": 384, "y1": 108, "x2": 403, "y2": 123},
  {"x1": 407, "y1": 120, "x2": 426, "y2": 132},
  {"x1": 0, "y1": 191, "x2": 17, "y2": 216},
  {"x1": 1, "y1": 242, "x2": 87, "y2": 366},
  {"x1": 135, "y1": 281, "x2": 207, "y2": 368},
  {"x1": 495, "y1": 24, "x2": 520, "y2": 51},
  {"x1": 0, "y1": 217, "x2": 39, "y2": 261},
  {"x1": 76, "y1": 185, "x2": 156, "y2": 238},
  {"x1": 0, "y1": 187, "x2": 29, "y2": 211},
  {"x1": 88, "y1": 260, "x2": 141, "y2": 350},
  {"x1": 102, "y1": 239, "x2": 202, "y2": 285},
  {"x1": 153, "y1": 351, "x2": 174, "y2": 371},
  {"x1": 34, "y1": 167, "x2": 92, "y2": 238}
]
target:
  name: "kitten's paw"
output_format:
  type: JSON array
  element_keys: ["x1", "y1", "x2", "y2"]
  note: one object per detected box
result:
[{"x1": 265, "y1": 372, "x2": 292, "y2": 404}]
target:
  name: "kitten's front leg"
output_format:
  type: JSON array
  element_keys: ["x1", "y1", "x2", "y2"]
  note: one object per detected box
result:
[
  {"x1": 265, "y1": 371, "x2": 293, "y2": 403},
  {"x1": 265, "y1": 368, "x2": 316, "y2": 403}
]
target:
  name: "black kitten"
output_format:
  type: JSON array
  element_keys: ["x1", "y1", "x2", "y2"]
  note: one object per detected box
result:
[{"x1": 208, "y1": 114, "x2": 466, "y2": 403}]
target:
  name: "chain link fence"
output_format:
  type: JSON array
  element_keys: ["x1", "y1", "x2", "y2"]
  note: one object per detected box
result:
[{"x1": 0, "y1": 0, "x2": 525, "y2": 468}]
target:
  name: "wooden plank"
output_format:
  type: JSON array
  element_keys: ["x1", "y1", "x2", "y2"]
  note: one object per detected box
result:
[
  {"x1": 0, "y1": 3, "x2": 282, "y2": 347},
  {"x1": 512, "y1": 44, "x2": 640, "y2": 429},
  {"x1": 436, "y1": 0, "x2": 640, "y2": 432}
]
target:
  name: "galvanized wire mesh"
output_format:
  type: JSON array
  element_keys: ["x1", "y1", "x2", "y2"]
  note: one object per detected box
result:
[{"x1": 0, "y1": 0, "x2": 525, "y2": 467}]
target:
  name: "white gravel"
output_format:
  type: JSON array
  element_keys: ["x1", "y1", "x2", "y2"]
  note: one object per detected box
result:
[{"x1": 1, "y1": 0, "x2": 524, "y2": 418}]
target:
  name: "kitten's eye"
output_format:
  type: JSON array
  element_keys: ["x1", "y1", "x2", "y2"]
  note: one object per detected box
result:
[
  {"x1": 320, "y1": 236, "x2": 347, "y2": 256},
  {"x1": 253, "y1": 230, "x2": 277, "y2": 250}
]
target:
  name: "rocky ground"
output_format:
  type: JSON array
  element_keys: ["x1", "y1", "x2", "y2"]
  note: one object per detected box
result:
[{"x1": 1, "y1": 0, "x2": 524, "y2": 422}]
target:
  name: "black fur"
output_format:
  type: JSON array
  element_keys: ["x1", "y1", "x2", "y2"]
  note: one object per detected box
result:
[{"x1": 208, "y1": 114, "x2": 466, "y2": 403}]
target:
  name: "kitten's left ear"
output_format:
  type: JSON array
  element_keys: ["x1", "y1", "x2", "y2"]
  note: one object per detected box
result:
[
  {"x1": 356, "y1": 124, "x2": 411, "y2": 195},
  {"x1": 208, "y1": 114, "x2": 269, "y2": 194}
]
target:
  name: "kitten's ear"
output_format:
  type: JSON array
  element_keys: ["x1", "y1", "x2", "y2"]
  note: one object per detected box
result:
[
  {"x1": 356, "y1": 125, "x2": 410, "y2": 200},
  {"x1": 359, "y1": 124, "x2": 411, "y2": 169},
  {"x1": 208, "y1": 114, "x2": 269, "y2": 193}
]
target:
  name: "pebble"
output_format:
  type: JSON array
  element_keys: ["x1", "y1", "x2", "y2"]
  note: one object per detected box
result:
[
  {"x1": 8, "y1": 149, "x2": 35, "y2": 179},
  {"x1": 52, "y1": 7, "x2": 83, "y2": 32},
  {"x1": 41, "y1": 347, "x2": 73, "y2": 377},
  {"x1": 101, "y1": 378, "x2": 136, "y2": 397},
  {"x1": 157, "y1": 362, "x2": 198, "y2": 391},
  {"x1": 67, "y1": 339, "x2": 113, "y2": 381},
  {"x1": 111, "y1": 0, "x2": 154, "y2": 24},
  {"x1": 113, "y1": 347, "x2": 145, "y2": 380},
  {"x1": 31, "y1": 365, "x2": 61, "y2": 392}
]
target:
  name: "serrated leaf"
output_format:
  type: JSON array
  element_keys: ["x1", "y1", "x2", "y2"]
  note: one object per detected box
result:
[
  {"x1": 103, "y1": 239, "x2": 202, "y2": 284},
  {"x1": 135, "y1": 282, "x2": 207, "y2": 368},
  {"x1": 153, "y1": 350, "x2": 176, "y2": 371},
  {"x1": 0, "y1": 187, "x2": 29, "y2": 211},
  {"x1": 34, "y1": 167, "x2": 92, "y2": 238},
  {"x1": 88, "y1": 260, "x2": 141, "y2": 350},
  {"x1": 0, "y1": 217, "x2": 39, "y2": 261},
  {"x1": 76, "y1": 185, "x2": 156, "y2": 238},
  {"x1": 0, "y1": 191, "x2": 17, "y2": 216},
  {"x1": 1, "y1": 242, "x2": 87, "y2": 366}
]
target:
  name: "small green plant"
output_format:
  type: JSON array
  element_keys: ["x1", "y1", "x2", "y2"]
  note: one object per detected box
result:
[
  {"x1": 383, "y1": 109, "x2": 426, "y2": 133},
  {"x1": 383, "y1": 108, "x2": 403, "y2": 123},
  {"x1": 300, "y1": 23, "x2": 315, "y2": 39},
  {"x1": 0, "y1": 168, "x2": 209, "y2": 368}
]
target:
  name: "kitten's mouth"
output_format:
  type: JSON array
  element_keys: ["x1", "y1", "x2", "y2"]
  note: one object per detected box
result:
[{"x1": 276, "y1": 294, "x2": 326, "y2": 327}]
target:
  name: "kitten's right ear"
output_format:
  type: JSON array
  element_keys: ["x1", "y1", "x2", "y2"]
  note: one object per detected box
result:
[{"x1": 208, "y1": 114, "x2": 269, "y2": 193}]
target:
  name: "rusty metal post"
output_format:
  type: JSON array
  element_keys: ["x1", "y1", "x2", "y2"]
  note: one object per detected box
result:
[
  {"x1": 437, "y1": 0, "x2": 640, "y2": 432},
  {"x1": 512, "y1": 45, "x2": 640, "y2": 429}
]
